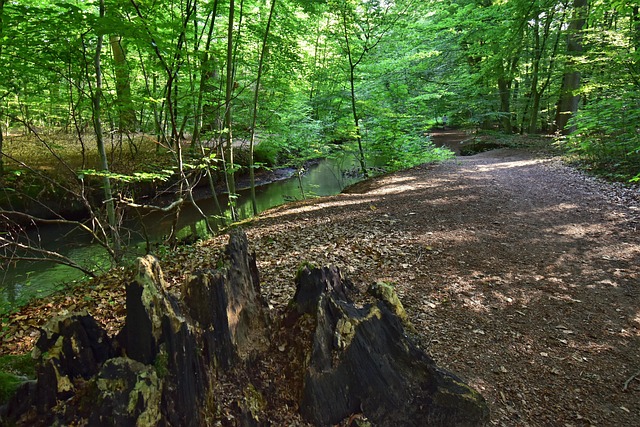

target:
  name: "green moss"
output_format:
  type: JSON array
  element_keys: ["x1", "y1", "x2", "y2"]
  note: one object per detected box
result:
[
  {"x1": 0, "y1": 354, "x2": 37, "y2": 378},
  {"x1": 0, "y1": 371, "x2": 25, "y2": 405},
  {"x1": 295, "y1": 261, "x2": 317, "y2": 280},
  {"x1": 0, "y1": 354, "x2": 37, "y2": 405},
  {"x1": 153, "y1": 351, "x2": 169, "y2": 379},
  {"x1": 243, "y1": 383, "x2": 266, "y2": 421},
  {"x1": 368, "y1": 282, "x2": 408, "y2": 323}
]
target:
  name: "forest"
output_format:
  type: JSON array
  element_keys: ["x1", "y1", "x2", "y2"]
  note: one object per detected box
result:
[
  {"x1": 1, "y1": 1, "x2": 640, "y2": 425},
  {"x1": 1, "y1": 0, "x2": 639, "y2": 280}
]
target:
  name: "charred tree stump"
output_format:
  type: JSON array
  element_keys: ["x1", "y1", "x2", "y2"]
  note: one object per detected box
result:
[
  {"x1": 292, "y1": 265, "x2": 489, "y2": 426},
  {"x1": 1, "y1": 230, "x2": 269, "y2": 426},
  {"x1": 0, "y1": 312, "x2": 116, "y2": 426},
  {"x1": 1, "y1": 230, "x2": 488, "y2": 426},
  {"x1": 116, "y1": 228, "x2": 268, "y2": 426}
]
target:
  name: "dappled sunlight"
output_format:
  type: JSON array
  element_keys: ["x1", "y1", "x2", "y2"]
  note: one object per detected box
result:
[
  {"x1": 369, "y1": 183, "x2": 419, "y2": 195},
  {"x1": 257, "y1": 195, "x2": 378, "y2": 221},
  {"x1": 546, "y1": 220, "x2": 606, "y2": 237},
  {"x1": 633, "y1": 311, "x2": 640, "y2": 336},
  {"x1": 365, "y1": 176, "x2": 424, "y2": 195},
  {"x1": 473, "y1": 157, "x2": 549, "y2": 172}
]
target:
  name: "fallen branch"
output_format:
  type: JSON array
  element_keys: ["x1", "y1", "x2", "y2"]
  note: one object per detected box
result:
[
  {"x1": 623, "y1": 369, "x2": 640, "y2": 391},
  {"x1": 119, "y1": 197, "x2": 184, "y2": 212}
]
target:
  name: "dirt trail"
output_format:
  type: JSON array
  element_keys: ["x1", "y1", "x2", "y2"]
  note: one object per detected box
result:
[{"x1": 245, "y1": 138, "x2": 640, "y2": 426}]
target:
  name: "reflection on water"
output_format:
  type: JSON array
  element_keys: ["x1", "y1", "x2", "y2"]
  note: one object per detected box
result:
[{"x1": 0, "y1": 154, "x2": 365, "y2": 313}]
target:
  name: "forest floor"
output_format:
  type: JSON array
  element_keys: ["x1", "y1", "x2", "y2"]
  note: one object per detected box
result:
[{"x1": 2, "y1": 130, "x2": 640, "y2": 426}]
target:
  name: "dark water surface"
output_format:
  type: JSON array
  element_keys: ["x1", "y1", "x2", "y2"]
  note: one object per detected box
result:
[{"x1": 0, "y1": 155, "x2": 366, "y2": 313}]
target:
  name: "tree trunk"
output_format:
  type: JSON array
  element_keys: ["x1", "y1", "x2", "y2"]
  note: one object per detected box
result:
[
  {"x1": 555, "y1": 0, "x2": 587, "y2": 134},
  {"x1": 192, "y1": 0, "x2": 219, "y2": 149},
  {"x1": 248, "y1": 0, "x2": 277, "y2": 216},
  {"x1": 341, "y1": 7, "x2": 367, "y2": 178},
  {"x1": 94, "y1": 0, "x2": 121, "y2": 259},
  {"x1": 498, "y1": 74, "x2": 512, "y2": 133},
  {"x1": 224, "y1": 0, "x2": 238, "y2": 221},
  {"x1": 633, "y1": 6, "x2": 640, "y2": 52},
  {"x1": 0, "y1": 122, "x2": 3, "y2": 176},
  {"x1": 109, "y1": 34, "x2": 136, "y2": 131},
  {"x1": 0, "y1": 0, "x2": 5, "y2": 176}
]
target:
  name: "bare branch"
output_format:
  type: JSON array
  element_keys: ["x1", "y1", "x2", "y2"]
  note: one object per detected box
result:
[{"x1": 0, "y1": 236, "x2": 97, "y2": 278}]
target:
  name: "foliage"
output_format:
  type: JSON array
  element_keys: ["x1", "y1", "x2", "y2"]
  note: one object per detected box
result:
[
  {"x1": 1, "y1": 0, "x2": 638, "y2": 311},
  {"x1": 558, "y1": 10, "x2": 640, "y2": 182}
]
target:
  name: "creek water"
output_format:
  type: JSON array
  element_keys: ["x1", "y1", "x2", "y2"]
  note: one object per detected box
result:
[{"x1": 0, "y1": 154, "x2": 367, "y2": 314}]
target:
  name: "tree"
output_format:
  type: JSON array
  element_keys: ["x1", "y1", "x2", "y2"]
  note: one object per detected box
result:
[
  {"x1": 248, "y1": 0, "x2": 277, "y2": 215},
  {"x1": 91, "y1": 0, "x2": 121, "y2": 258},
  {"x1": 554, "y1": 0, "x2": 587, "y2": 134},
  {"x1": 0, "y1": 0, "x2": 5, "y2": 176},
  {"x1": 332, "y1": 0, "x2": 399, "y2": 177},
  {"x1": 223, "y1": 0, "x2": 238, "y2": 221},
  {"x1": 109, "y1": 34, "x2": 136, "y2": 131}
]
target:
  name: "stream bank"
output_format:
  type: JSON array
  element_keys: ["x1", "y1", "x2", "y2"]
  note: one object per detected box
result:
[{"x1": 0, "y1": 153, "x2": 369, "y2": 313}]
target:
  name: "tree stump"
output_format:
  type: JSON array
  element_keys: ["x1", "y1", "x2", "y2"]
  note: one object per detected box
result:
[
  {"x1": 292, "y1": 265, "x2": 489, "y2": 426},
  {"x1": 1, "y1": 230, "x2": 489, "y2": 426}
]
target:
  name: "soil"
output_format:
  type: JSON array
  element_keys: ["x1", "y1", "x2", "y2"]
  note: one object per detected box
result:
[{"x1": 2, "y1": 131, "x2": 640, "y2": 426}]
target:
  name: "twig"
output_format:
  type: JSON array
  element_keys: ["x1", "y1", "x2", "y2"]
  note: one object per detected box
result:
[
  {"x1": 120, "y1": 197, "x2": 184, "y2": 212},
  {"x1": 0, "y1": 237, "x2": 97, "y2": 277},
  {"x1": 623, "y1": 369, "x2": 640, "y2": 391}
]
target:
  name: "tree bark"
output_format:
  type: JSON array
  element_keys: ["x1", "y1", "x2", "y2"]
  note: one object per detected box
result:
[
  {"x1": 291, "y1": 266, "x2": 489, "y2": 426},
  {"x1": 224, "y1": 0, "x2": 238, "y2": 221},
  {"x1": 94, "y1": 0, "x2": 121, "y2": 259},
  {"x1": 555, "y1": 0, "x2": 588, "y2": 134},
  {"x1": 109, "y1": 34, "x2": 136, "y2": 131},
  {"x1": 248, "y1": 0, "x2": 277, "y2": 216}
]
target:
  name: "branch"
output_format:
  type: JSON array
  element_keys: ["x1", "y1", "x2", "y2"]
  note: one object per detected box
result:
[
  {"x1": 119, "y1": 197, "x2": 185, "y2": 212},
  {"x1": 0, "y1": 236, "x2": 97, "y2": 278},
  {"x1": 1, "y1": 210, "x2": 116, "y2": 260},
  {"x1": 623, "y1": 369, "x2": 640, "y2": 391}
]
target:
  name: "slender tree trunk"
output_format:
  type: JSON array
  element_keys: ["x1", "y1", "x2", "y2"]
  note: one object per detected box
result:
[
  {"x1": 555, "y1": 0, "x2": 587, "y2": 134},
  {"x1": 191, "y1": 0, "x2": 224, "y2": 224},
  {"x1": 497, "y1": 71, "x2": 512, "y2": 133},
  {"x1": 528, "y1": 16, "x2": 542, "y2": 134},
  {"x1": 192, "y1": 0, "x2": 219, "y2": 149},
  {"x1": 0, "y1": 0, "x2": 4, "y2": 176},
  {"x1": 341, "y1": 8, "x2": 367, "y2": 178},
  {"x1": 528, "y1": 10, "x2": 560, "y2": 134},
  {"x1": 224, "y1": 0, "x2": 238, "y2": 221},
  {"x1": 109, "y1": 34, "x2": 136, "y2": 131},
  {"x1": 633, "y1": 6, "x2": 640, "y2": 52},
  {"x1": 248, "y1": 0, "x2": 277, "y2": 216},
  {"x1": 94, "y1": 0, "x2": 121, "y2": 259}
]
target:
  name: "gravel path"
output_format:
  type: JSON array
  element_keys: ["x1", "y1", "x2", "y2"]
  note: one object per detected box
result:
[{"x1": 247, "y1": 145, "x2": 640, "y2": 426}]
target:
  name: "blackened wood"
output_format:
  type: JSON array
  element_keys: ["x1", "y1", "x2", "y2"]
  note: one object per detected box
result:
[{"x1": 296, "y1": 267, "x2": 489, "y2": 426}]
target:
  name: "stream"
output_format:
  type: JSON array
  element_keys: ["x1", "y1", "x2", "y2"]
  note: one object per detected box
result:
[{"x1": 0, "y1": 154, "x2": 368, "y2": 313}]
